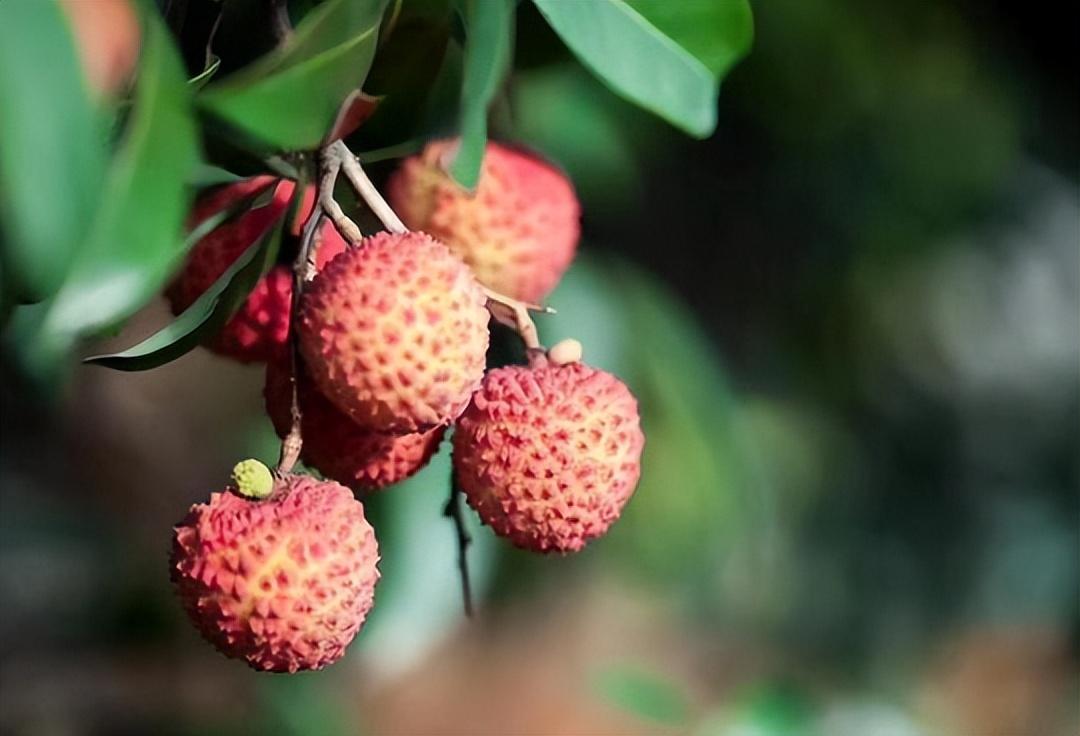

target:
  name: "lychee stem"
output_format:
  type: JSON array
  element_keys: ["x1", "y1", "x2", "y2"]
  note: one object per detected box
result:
[
  {"x1": 317, "y1": 144, "x2": 364, "y2": 246},
  {"x1": 481, "y1": 285, "x2": 552, "y2": 352},
  {"x1": 334, "y1": 140, "x2": 408, "y2": 234},
  {"x1": 269, "y1": 0, "x2": 293, "y2": 43},
  {"x1": 277, "y1": 144, "x2": 359, "y2": 475},
  {"x1": 444, "y1": 470, "x2": 475, "y2": 618}
]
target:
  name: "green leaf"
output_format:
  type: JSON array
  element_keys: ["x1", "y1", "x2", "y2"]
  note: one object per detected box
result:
[
  {"x1": 448, "y1": 0, "x2": 514, "y2": 189},
  {"x1": 0, "y1": 0, "x2": 109, "y2": 302},
  {"x1": 199, "y1": 0, "x2": 386, "y2": 150},
  {"x1": 188, "y1": 54, "x2": 222, "y2": 90},
  {"x1": 7, "y1": 13, "x2": 199, "y2": 377},
  {"x1": 532, "y1": 0, "x2": 718, "y2": 138},
  {"x1": 83, "y1": 207, "x2": 287, "y2": 371},
  {"x1": 625, "y1": 0, "x2": 753, "y2": 80},
  {"x1": 594, "y1": 666, "x2": 691, "y2": 726},
  {"x1": 188, "y1": 162, "x2": 244, "y2": 189}
]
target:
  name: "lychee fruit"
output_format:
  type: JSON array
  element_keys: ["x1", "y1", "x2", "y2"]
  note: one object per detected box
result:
[
  {"x1": 167, "y1": 177, "x2": 347, "y2": 364},
  {"x1": 298, "y1": 231, "x2": 489, "y2": 433},
  {"x1": 452, "y1": 359, "x2": 645, "y2": 553},
  {"x1": 264, "y1": 358, "x2": 445, "y2": 491},
  {"x1": 170, "y1": 463, "x2": 380, "y2": 673},
  {"x1": 388, "y1": 140, "x2": 580, "y2": 303}
]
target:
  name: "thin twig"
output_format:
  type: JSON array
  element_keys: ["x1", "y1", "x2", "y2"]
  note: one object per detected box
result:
[
  {"x1": 277, "y1": 151, "x2": 346, "y2": 474},
  {"x1": 269, "y1": 0, "x2": 293, "y2": 42},
  {"x1": 334, "y1": 140, "x2": 407, "y2": 234},
  {"x1": 444, "y1": 470, "x2": 474, "y2": 618},
  {"x1": 319, "y1": 144, "x2": 364, "y2": 245},
  {"x1": 481, "y1": 285, "x2": 553, "y2": 353}
]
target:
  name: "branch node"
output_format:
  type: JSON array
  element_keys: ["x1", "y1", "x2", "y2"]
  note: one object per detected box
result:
[{"x1": 482, "y1": 286, "x2": 546, "y2": 352}]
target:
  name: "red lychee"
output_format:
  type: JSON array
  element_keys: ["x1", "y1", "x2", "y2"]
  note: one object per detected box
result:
[
  {"x1": 264, "y1": 359, "x2": 445, "y2": 491},
  {"x1": 170, "y1": 470, "x2": 379, "y2": 673},
  {"x1": 388, "y1": 140, "x2": 580, "y2": 303},
  {"x1": 167, "y1": 177, "x2": 347, "y2": 363},
  {"x1": 298, "y1": 231, "x2": 489, "y2": 434},
  {"x1": 452, "y1": 359, "x2": 645, "y2": 553}
]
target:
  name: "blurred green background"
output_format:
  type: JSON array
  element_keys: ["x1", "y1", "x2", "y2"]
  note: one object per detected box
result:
[{"x1": 1, "y1": 0, "x2": 1077, "y2": 734}]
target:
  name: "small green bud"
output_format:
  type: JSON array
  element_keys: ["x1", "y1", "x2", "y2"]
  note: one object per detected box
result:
[{"x1": 232, "y1": 459, "x2": 274, "y2": 499}]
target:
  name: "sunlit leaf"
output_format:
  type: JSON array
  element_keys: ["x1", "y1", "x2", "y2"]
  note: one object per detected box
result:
[
  {"x1": 532, "y1": 0, "x2": 717, "y2": 138},
  {"x1": 626, "y1": 0, "x2": 753, "y2": 80}
]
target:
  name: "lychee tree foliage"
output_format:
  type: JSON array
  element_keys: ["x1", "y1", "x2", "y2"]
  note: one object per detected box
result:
[{"x1": 0, "y1": 0, "x2": 751, "y2": 672}]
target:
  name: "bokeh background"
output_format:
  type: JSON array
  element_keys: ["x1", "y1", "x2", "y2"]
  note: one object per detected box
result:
[{"x1": 2, "y1": 0, "x2": 1078, "y2": 734}]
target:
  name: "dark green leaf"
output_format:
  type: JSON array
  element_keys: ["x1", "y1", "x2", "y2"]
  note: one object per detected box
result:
[
  {"x1": 360, "y1": 17, "x2": 449, "y2": 149},
  {"x1": 625, "y1": 0, "x2": 753, "y2": 80},
  {"x1": 448, "y1": 0, "x2": 514, "y2": 189},
  {"x1": 594, "y1": 667, "x2": 691, "y2": 726},
  {"x1": 532, "y1": 0, "x2": 717, "y2": 138},
  {"x1": 199, "y1": 0, "x2": 386, "y2": 150},
  {"x1": 0, "y1": 0, "x2": 109, "y2": 302},
  {"x1": 83, "y1": 210, "x2": 287, "y2": 371},
  {"x1": 7, "y1": 13, "x2": 199, "y2": 376}
]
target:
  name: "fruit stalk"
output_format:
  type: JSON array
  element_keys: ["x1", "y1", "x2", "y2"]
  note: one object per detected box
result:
[
  {"x1": 318, "y1": 144, "x2": 364, "y2": 245},
  {"x1": 335, "y1": 140, "x2": 408, "y2": 234},
  {"x1": 444, "y1": 470, "x2": 475, "y2": 618},
  {"x1": 277, "y1": 147, "x2": 357, "y2": 473}
]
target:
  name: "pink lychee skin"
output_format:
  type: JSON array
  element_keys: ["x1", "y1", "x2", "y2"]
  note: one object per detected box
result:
[
  {"x1": 298, "y1": 231, "x2": 490, "y2": 434},
  {"x1": 264, "y1": 359, "x2": 445, "y2": 491},
  {"x1": 170, "y1": 475, "x2": 379, "y2": 673},
  {"x1": 167, "y1": 177, "x2": 347, "y2": 363},
  {"x1": 452, "y1": 360, "x2": 645, "y2": 553},
  {"x1": 388, "y1": 140, "x2": 581, "y2": 304}
]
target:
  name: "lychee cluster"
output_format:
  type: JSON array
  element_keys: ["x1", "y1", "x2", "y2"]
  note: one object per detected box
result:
[{"x1": 170, "y1": 140, "x2": 644, "y2": 672}]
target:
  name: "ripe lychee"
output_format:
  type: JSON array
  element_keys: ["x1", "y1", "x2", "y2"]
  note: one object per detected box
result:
[
  {"x1": 170, "y1": 465, "x2": 379, "y2": 673},
  {"x1": 452, "y1": 359, "x2": 645, "y2": 553},
  {"x1": 298, "y1": 231, "x2": 489, "y2": 434},
  {"x1": 264, "y1": 359, "x2": 445, "y2": 491},
  {"x1": 388, "y1": 140, "x2": 580, "y2": 303},
  {"x1": 167, "y1": 177, "x2": 347, "y2": 364}
]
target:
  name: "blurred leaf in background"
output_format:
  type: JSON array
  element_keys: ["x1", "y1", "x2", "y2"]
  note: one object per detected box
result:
[
  {"x1": 6, "y1": 10, "x2": 198, "y2": 383},
  {"x1": 0, "y1": 0, "x2": 110, "y2": 306}
]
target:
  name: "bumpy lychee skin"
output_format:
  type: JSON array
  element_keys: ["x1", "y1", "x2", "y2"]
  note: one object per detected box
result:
[
  {"x1": 298, "y1": 231, "x2": 489, "y2": 433},
  {"x1": 170, "y1": 474, "x2": 379, "y2": 673},
  {"x1": 264, "y1": 359, "x2": 445, "y2": 491},
  {"x1": 167, "y1": 178, "x2": 347, "y2": 363},
  {"x1": 388, "y1": 140, "x2": 580, "y2": 303},
  {"x1": 452, "y1": 360, "x2": 645, "y2": 553}
]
